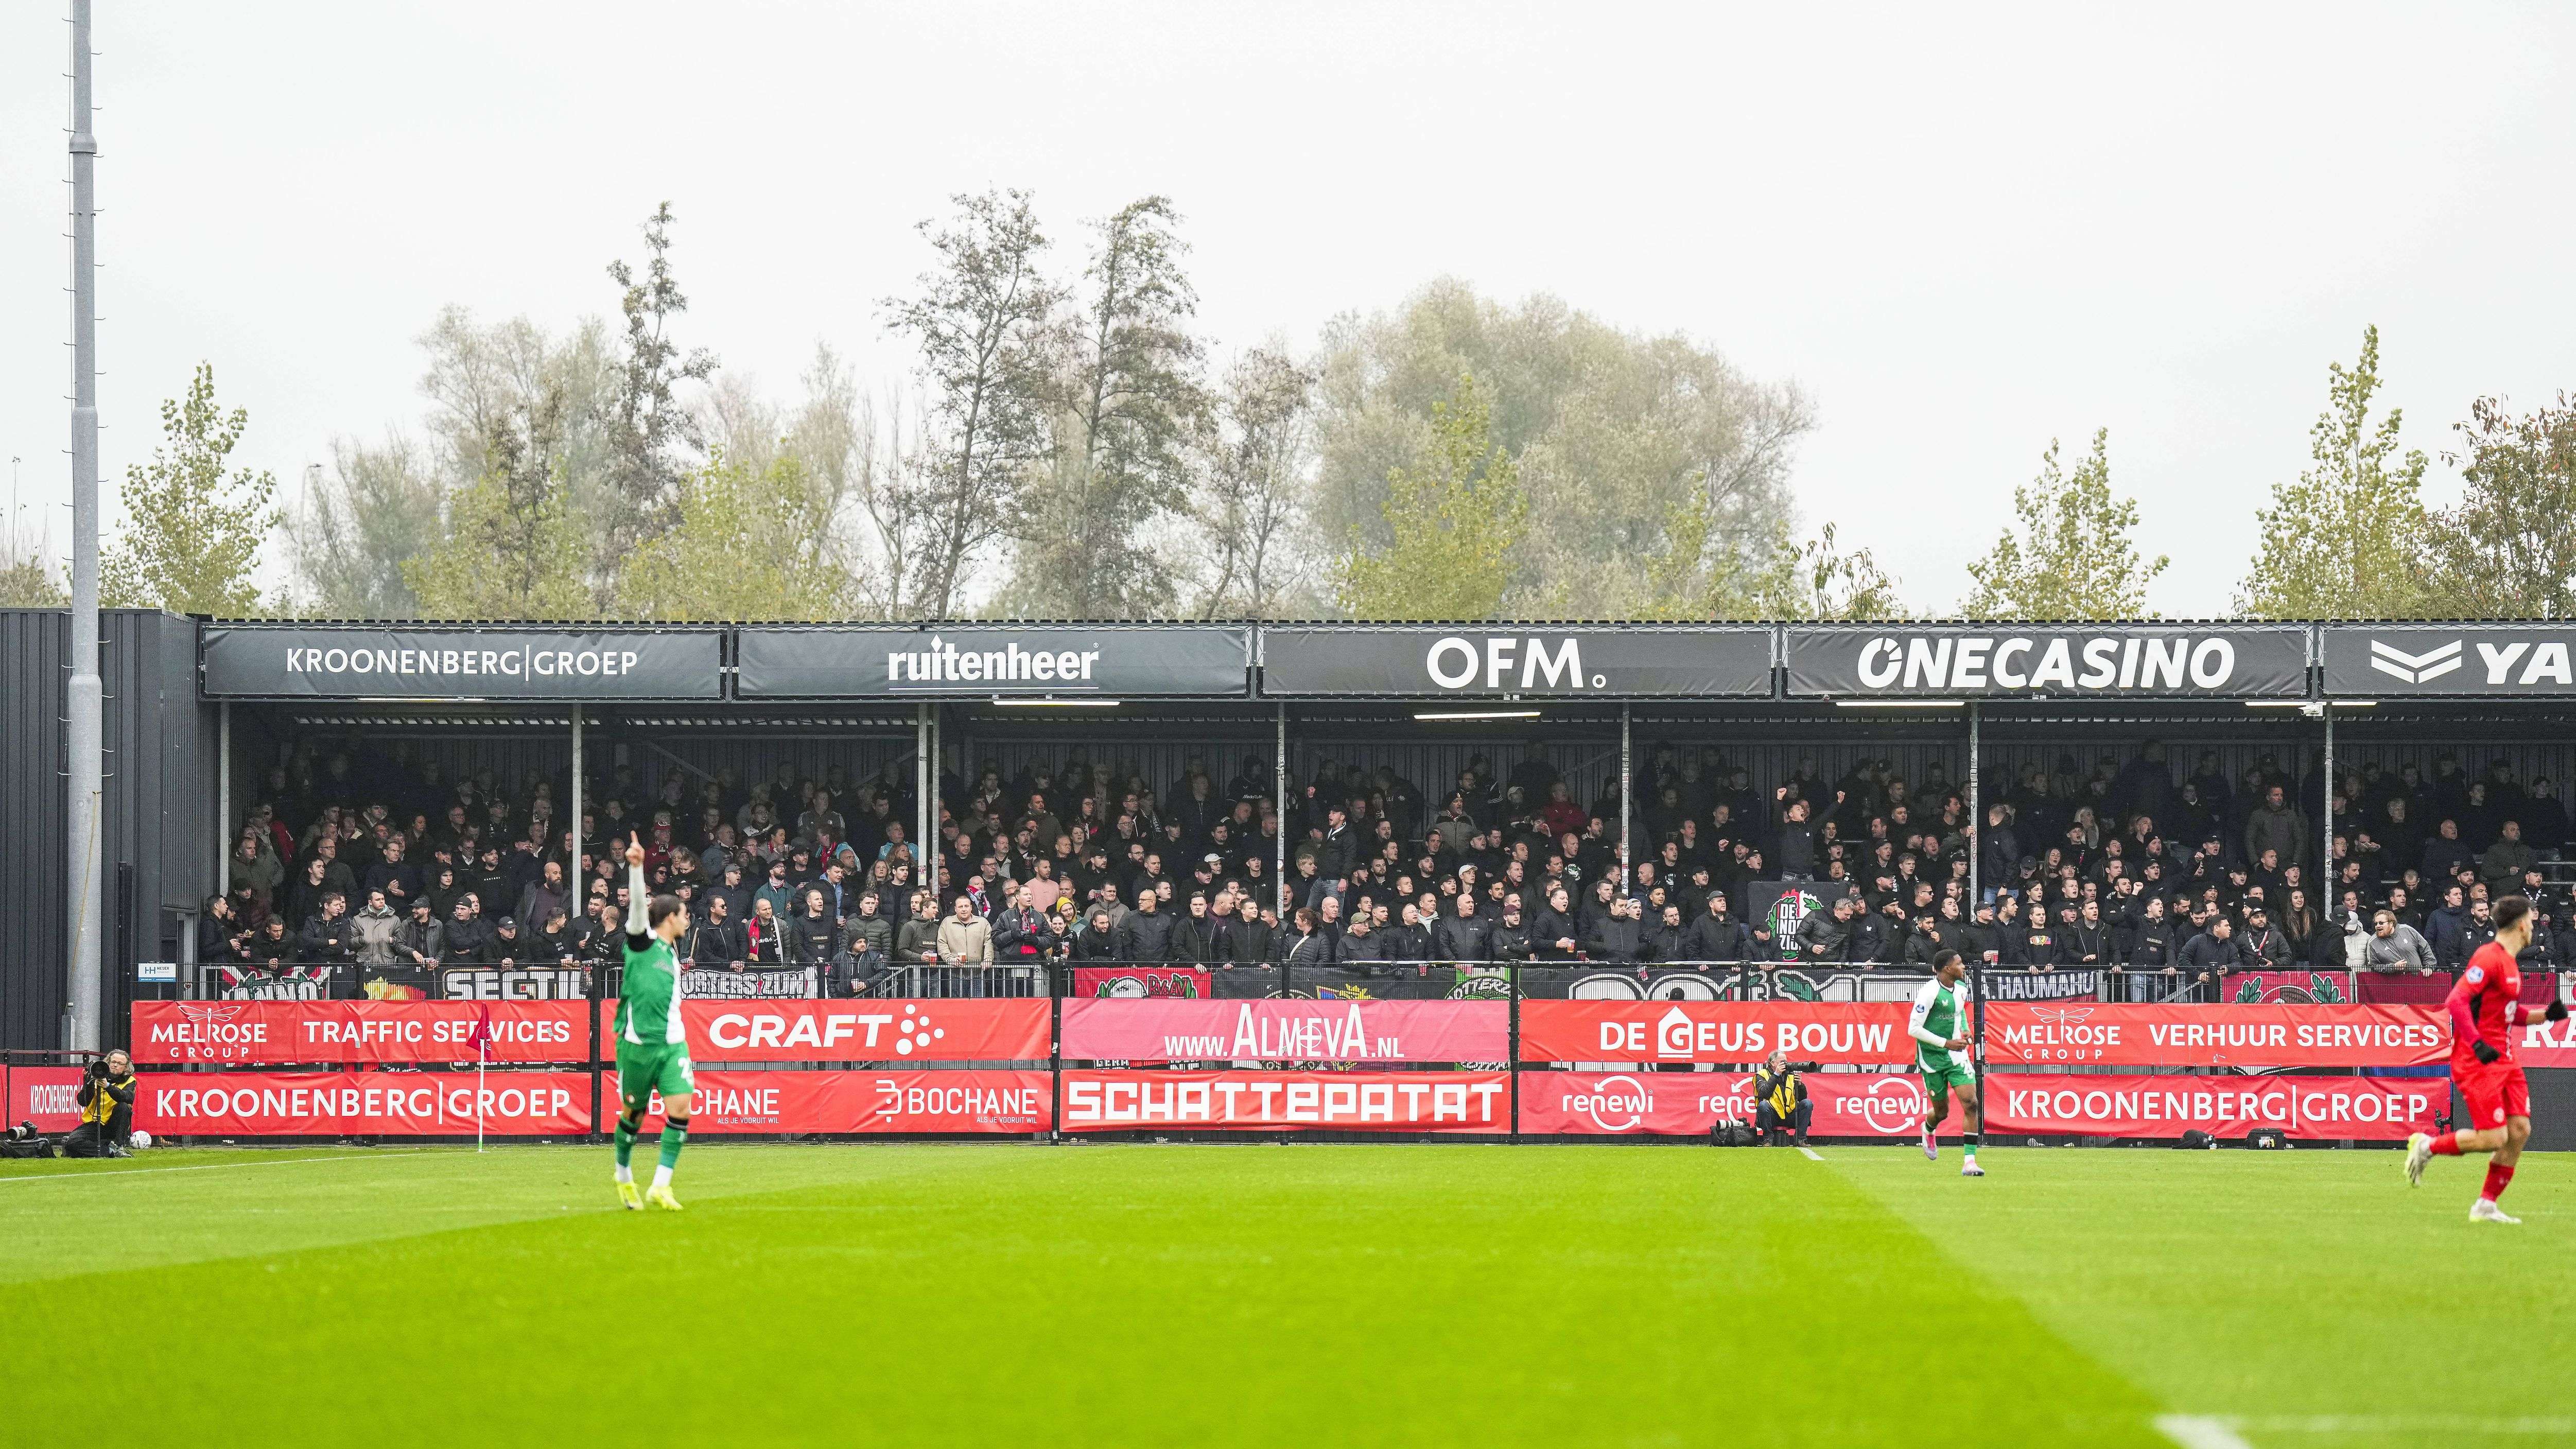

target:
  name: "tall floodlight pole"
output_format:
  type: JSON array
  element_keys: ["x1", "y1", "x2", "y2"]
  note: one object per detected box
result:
[{"x1": 65, "y1": 0, "x2": 105, "y2": 1053}]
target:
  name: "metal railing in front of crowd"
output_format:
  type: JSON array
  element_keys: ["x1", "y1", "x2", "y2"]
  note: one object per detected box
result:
[{"x1": 190, "y1": 957, "x2": 2466, "y2": 1008}]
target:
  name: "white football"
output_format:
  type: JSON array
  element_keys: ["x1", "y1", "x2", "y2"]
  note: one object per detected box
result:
[{"x1": 129, "y1": 1130, "x2": 152, "y2": 1149}]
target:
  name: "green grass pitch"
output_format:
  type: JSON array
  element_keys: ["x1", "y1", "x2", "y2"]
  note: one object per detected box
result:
[{"x1": 2, "y1": 1143, "x2": 2567, "y2": 1448}]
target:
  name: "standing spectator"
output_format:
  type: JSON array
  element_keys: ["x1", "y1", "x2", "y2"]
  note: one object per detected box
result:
[
  {"x1": 1436, "y1": 893, "x2": 1495, "y2": 963},
  {"x1": 788, "y1": 888, "x2": 840, "y2": 971},
  {"x1": 2243, "y1": 784, "x2": 2310, "y2": 874},
  {"x1": 1113, "y1": 890, "x2": 1174, "y2": 962},
  {"x1": 937, "y1": 895, "x2": 994, "y2": 965},
  {"x1": 351, "y1": 889, "x2": 402, "y2": 967},
  {"x1": 2362, "y1": 910, "x2": 2436, "y2": 974},
  {"x1": 515, "y1": 860, "x2": 571, "y2": 945}
]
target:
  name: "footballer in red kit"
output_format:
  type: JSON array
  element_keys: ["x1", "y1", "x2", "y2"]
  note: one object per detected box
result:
[{"x1": 2405, "y1": 895, "x2": 2570, "y2": 1223}]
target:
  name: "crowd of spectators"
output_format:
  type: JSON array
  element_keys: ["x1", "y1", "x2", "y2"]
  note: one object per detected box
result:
[{"x1": 205, "y1": 737, "x2": 2574, "y2": 993}]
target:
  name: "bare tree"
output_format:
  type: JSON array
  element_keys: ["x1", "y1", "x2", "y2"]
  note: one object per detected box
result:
[
  {"x1": 1005, "y1": 196, "x2": 1207, "y2": 617},
  {"x1": 1186, "y1": 346, "x2": 1317, "y2": 619},
  {"x1": 279, "y1": 432, "x2": 443, "y2": 616},
  {"x1": 882, "y1": 188, "x2": 1059, "y2": 618},
  {"x1": 597, "y1": 202, "x2": 719, "y2": 591}
]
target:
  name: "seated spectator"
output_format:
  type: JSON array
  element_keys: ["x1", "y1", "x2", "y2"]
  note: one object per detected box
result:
[{"x1": 2362, "y1": 909, "x2": 2435, "y2": 974}]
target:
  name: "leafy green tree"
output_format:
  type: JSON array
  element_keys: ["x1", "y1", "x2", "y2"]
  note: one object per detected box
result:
[
  {"x1": 616, "y1": 455, "x2": 847, "y2": 620},
  {"x1": 0, "y1": 547, "x2": 64, "y2": 606},
  {"x1": 883, "y1": 188, "x2": 1060, "y2": 618},
  {"x1": 102, "y1": 364, "x2": 280, "y2": 615},
  {"x1": 1334, "y1": 375, "x2": 1527, "y2": 620},
  {"x1": 1313, "y1": 280, "x2": 1809, "y2": 617},
  {"x1": 1005, "y1": 196, "x2": 1208, "y2": 618},
  {"x1": 403, "y1": 424, "x2": 591, "y2": 618},
  {"x1": 1962, "y1": 429, "x2": 2167, "y2": 618},
  {"x1": 2236, "y1": 326, "x2": 2428, "y2": 618},
  {"x1": 1711, "y1": 520, "x2": 1903, "y2": 620},
  {"x1": 2418, "y1": 394, "x2": 2576, "y2": 618}
]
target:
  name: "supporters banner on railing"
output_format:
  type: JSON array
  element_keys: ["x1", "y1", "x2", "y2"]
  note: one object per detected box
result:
[
  {"x1": 136, "y1": 1071, "x2": 594, "y2": 1136},
  {"x1": 1519, "y1": 1070, "x2": 1960, "y2": 1137},
  {"x1": 597, "y1": 998, "x2": 1051, "y2": 1062},
  {"x1": 677, "y1": 967, "x2": 819, "y2": 1000},
  {"x1": 1060, "y1": 999, "x2": 1505, "y2": 1063},
  {"x1": 1981, "y1": 1003, "x2": 2446, "y2": 1068},
  {"x1": 1517, "y1": 1001, "x2": 1912, "y2": 1066},
  {"x1": 2219, "y1": 971, "x2": 2359, "y2": 1005},
  {"x1": 616, "y1": 1070, "x2": 1051, "y2": 1134},
  {"x1": 1071, "y1": 966, "x2": 1213, "y2": 998},
  {"x1": 440, "y1": 965, "x2": 590, "y2": 1000},
  {"x1": 1061, "y1": 1069, "x2": 1509, "y2": 1132},
  {"x1": 1980, "y1": 970, "x2": 2105, "y2": 1002},
  {"x1": 132, "y1": 1001, "x2": 589, "y2": 1065},
  {"x1": 1980, "y1": 1074, "x2": 2439, "y2": 1141}
]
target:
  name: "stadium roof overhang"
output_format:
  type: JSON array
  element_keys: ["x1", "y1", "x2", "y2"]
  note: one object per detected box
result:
[{"x1": 194, "y1": 618, "x2": 2576, "y2": 713}]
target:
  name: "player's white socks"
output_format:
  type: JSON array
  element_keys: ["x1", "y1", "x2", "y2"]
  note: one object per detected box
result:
[
  {"x1": 651, "y1": 1165, "x2": 673, "y2": 1191},
  {"x1": 614, "y1": 1165, "x2": 634, "y2": 1185}
]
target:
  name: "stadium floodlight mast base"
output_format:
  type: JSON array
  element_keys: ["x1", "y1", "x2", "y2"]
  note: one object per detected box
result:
[{"x1": 65, "y1": 0, "x2": 106, "y2": 1055}]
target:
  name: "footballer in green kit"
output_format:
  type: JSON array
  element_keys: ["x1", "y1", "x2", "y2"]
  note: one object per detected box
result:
[
  {"x1": 1910, "y1": 949, "x2": 1983, "y2": 1176},
  {"x1": 612, "y1": 832, "x2": 694, "y2": 1210}
]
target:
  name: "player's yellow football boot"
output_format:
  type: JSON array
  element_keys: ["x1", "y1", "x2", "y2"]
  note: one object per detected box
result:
[
  {"x1": 616, "y1": 1180, "x2": 643, "y2": 1211},
  {"x1": 645, "y1": 1183, "x2": 684, "y2": 1211}
]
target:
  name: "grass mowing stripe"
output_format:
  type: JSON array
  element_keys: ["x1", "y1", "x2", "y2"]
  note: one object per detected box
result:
[
  {"x1": 0, "y1": 1144, "x2": 2163, "y2": 1448},
  {"x1": 1831, "y1": 1147, "x2": 2574, "y2": 1433},
  {"x1": 0, "y1": 1150, "x2": 419, "y2": 1183},
  {"x1": 2154, "y1": 1417, "x2": 2256, "y2": 1449}
]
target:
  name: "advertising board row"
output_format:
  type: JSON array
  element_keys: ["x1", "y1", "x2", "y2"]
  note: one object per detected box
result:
[
  {"x1": 131, "y1": 998, "x2": 2576, "y2": 1068},
  {"x1": 198, "y1": 622, "x2": 2576, "y2": 700},
  {"x1": 104, "y1": 1067, "x2": 2443, "y2": 1142}
]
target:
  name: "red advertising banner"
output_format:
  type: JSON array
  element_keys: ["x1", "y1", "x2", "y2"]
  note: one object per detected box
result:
[
  {"x1": 1982, "y1": 1002, "x2": 2446, "y2": 1068},
  {"x1": 1519, "y1": 1069, "x2": 1962, "y2": 1137},
  {"x1": 1516, "y1": 1001, "x2": 1912, "y2": 1066},
  {"x1": 2515, "y1": 1016, "x2": 2576, "y2": 1069},
  {"x1": 7, "y1": 1066, "x2": 86, "y2": 1131},
  {"x1": 131, "y1": 1001, "x2": 589, "y2": 1066},
  {"x1": 1061, "y1": 1069, "x2": 1509, "y2": 1133},
  {"x1": 1060, "y1": 999, "x2": 1505, "y2": 1063},
  {"x1": 135, "y1": 1071, "x2": 593, "y2": 1136},
  {"x1": 1982, "y1": 1073, "x2": 2439, "y2": 1141},
  {"x1": 597, "y1": 998, "x2": 1050, "y2": 1062},
  {"x1": 1069, "y1": 966, "x2": 1213, "y2": 999},
  {"x1": 616, "y1": 1069, "x2": 1051, "y2": 1134}
]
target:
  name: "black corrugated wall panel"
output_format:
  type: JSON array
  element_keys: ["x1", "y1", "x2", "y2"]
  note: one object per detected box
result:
[{"x1": 0, "y1": 608, "x2": 210, "y2": 1052}]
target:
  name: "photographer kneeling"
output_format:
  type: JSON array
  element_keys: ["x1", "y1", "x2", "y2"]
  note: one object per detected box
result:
[
  {"x1": 63, "y1": 1050, "x2": 138, "y2": 1158},
  {"x1": 1753, "y1": 1050, "x2": 1817, "y2": 1147}
]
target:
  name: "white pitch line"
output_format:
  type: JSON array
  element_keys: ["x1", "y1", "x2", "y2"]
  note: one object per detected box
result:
[
  {"x1": 1798, "y1": 1146, "x2": 1823, "y2": 1161},
  {"x1": 2239, "y1": 1416, "x2": 2576, "y2": 1436},
  {"x1": 0, "y1": 1151, "x2": 421, "y2": 1185},
  {"x1": 2153, "y1": 1415, "x2": 2255, "y2": 1449}
]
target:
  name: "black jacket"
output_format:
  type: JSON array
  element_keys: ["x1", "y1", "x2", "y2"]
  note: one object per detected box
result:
[
  {"x1": 690, "y1": 919, "x2": 745, "y2": 966},
  {"x1": 1115, "y1": 909, "x2": 1176, "y2": 963},
  {"x1": 1586, "y1": 915, "x2": 1646, "y2": 965},
  {"x1": 1434, "y1": 914, "x2": 1495, "y2": 964},
  {"x1": 1167, "y1": 914, "x2": 1225, "y2": 965}
]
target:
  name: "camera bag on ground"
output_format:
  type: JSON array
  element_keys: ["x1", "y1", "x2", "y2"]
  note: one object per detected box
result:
[
  {"x1": 1709, "y1": 1118, "x2": 1757, "y2": 1147},
  {"x1": 1, "y1": 1122, "x2": 54, "y2": 1159}
]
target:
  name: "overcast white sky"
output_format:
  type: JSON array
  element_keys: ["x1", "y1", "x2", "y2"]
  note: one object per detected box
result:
[{"x1": 3, "y1": 3, "x2": 2570, "y2": 615}]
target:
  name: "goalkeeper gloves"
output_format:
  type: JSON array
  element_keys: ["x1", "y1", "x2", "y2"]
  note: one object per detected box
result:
[{"x1": 2473, "y1": 1039, "x2": 2502, "y2": 1065}]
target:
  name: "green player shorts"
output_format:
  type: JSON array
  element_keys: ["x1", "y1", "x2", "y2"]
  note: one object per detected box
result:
[
  {"x1": 1920, "y1": 1060, "x2": 1975, "y2": 1101},
  {"x1": 617, "y1": 1042, "x2": 695, "y2": 1113}
]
